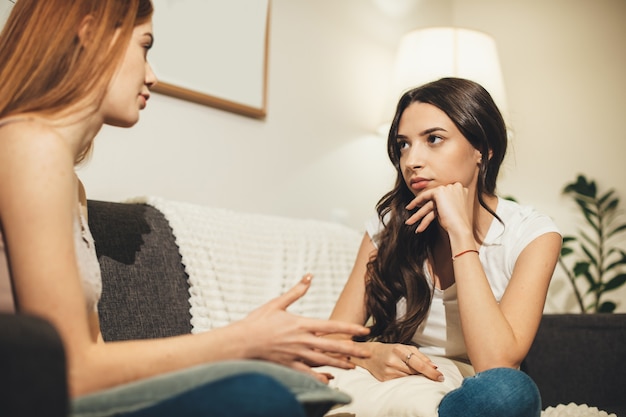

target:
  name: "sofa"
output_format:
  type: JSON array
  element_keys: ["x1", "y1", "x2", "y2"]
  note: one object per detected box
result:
[{"x1": 2, "y1": 198, "x2": 625, "y2": 416}]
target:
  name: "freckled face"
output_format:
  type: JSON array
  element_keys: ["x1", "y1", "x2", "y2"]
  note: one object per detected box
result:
[
  {"x1": 102, "y1": 20, "x2": 157, "y2": 127},
  {"x1": 396, "y1": 102, "x2": 482, "y2": 196}
]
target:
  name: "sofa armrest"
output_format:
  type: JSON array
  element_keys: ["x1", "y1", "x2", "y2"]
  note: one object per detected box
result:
[
  {"x1": 87, "y1": 200, "x2": 192, "y2": 341},
  {"x1": 522, "y1": 313, "x2": 626, "y2": 416},
  {"x1": 0, "y1": 313, "x2": 69, "y2": 416}
]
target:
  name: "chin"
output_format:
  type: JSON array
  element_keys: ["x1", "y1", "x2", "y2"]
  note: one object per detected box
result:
[{"x1": 105, "y1": 115, "x2": 140, "y2": 128}]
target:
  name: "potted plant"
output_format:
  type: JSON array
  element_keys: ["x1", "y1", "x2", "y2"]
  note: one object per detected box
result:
[{"x1": 558, "y1": 174, "x2": 626, "y2": 313}]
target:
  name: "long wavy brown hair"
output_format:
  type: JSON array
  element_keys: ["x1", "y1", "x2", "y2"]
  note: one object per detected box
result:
[
  {"x1": 0, "y1": 0, "x2": 153, "y2": 161},
  {"x1": 363, "y1": 78, "x2": 508, "y2": 343}
]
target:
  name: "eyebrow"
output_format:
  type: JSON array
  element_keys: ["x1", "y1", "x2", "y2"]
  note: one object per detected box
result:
[
  {"x1": 396, "y1": 127, "x2": 447, "y2": 139},
  {"x1": 419, "y1": 127, "x2": 447, "y2": 136}
]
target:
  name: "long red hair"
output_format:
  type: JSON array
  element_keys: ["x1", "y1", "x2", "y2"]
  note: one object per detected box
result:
[{"x1": 0, "y1": 0, "x2": 153, "y2": 122}]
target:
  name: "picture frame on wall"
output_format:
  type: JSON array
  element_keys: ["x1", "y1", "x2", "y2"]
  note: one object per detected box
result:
[
  {"x1": 1, "y1": 0, "x2": 271, "y2": 119},
  {"x1": 150, "y1": 0, "x2": 271, "y2": 119}
]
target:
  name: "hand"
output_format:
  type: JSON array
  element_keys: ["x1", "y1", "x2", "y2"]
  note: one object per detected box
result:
[
  {"x1": 358, "y1": 342, "x2": 444, "y2": 382},
  {"x1": 242, "y1": 274, "x2": 371, "y2": 383},
  {"x1": 405, "y1": 182, "x2": 473, "y2": 235}
]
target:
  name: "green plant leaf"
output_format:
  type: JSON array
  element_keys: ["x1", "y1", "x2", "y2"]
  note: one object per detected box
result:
[
  {"x1": 580, "y1": 244, "x2": 598, "y2": 268},
  {"x1": 587, "y1": 279, "x2": 602, "y2": 294},
  {"x1": 564, "y1": 175, "x2": 596, "y2": 198},
  {"x1": 607, "y1": 223, "x2": 626, "y2": 239},
  {"x1": 574, "y1": 198, "x2": 597, "y2": 219},
  {"x1": 573, "y1": 261, "x2": 590, "y2": 277},
  {"x1": 603, "y1": 274, "x2": 626, "y2": 292},
  {"x1": 560, "y1": 174, "x2": 626, "y2": 313},
  {"x1": 602, "y1": 197, "x2": 619, "y2": 214},
  {"x1": 598, "y1": 301, "x2": 616, "y2": 313},
  {"x1": 605, "y1": 251, "x2": 626, "y2": 272},
  {"x1": 580, "y1": 231, "x2": 599, "y2": 250},
  {"x1": 598, "y1": 189, "x2": 616, "y2": 207},
  {"x1": 573, "y1": 201, "x2": 599, "y2": 233}
]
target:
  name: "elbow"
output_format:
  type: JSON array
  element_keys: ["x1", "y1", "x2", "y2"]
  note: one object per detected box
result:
[
  {"x1": 67, "y1": 360, "x2": 96, "y2": 398},
  {"x1": 65, "y1": 345, "x2": 107, "y2": 398}
]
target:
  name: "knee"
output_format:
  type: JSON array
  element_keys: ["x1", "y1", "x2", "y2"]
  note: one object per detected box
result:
[{"x1": 439, "y1": 368, "x2": 541, "y2": 417}]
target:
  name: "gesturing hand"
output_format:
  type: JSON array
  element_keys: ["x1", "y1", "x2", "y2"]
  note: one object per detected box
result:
[
  {"x1": 361, "y1": 342, "x2": 444, "y2": 382},
  {"x1": 242, "y1": 274, "x2": 371, "y2": 383},
  {"x1": 405, "y1": 182, "x2": 473, "y2": 235}
]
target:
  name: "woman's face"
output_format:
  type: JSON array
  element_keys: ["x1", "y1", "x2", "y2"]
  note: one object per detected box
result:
[
  {"x1": 396, "y1": 102, "x2": 482, "y2": 196},
  {"x1": 102, "y1": 19, "x2": 157, "y2": 127}
]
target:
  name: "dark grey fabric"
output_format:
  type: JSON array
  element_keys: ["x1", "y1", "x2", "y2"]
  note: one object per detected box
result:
[
  {"x1": 87, "y1": 200, "x2": 192, "y2": 341},
  {"x1": 522, "y1": 313, "x2": 626, "y2": 416},
  {"x1": 0, "y1": 313, "x2": 69, "y2": 417}
]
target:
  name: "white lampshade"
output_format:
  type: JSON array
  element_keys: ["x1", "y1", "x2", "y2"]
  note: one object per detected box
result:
[{"x1": 380, "y1": 27, "x2": 508, "y2": 133}]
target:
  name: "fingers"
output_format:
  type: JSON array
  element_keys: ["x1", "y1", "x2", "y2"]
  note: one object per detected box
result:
[
  {"x1": 306, "y1": 335, "x2": 370, "y2": 361},
  {"x1": 414, "y1": 211, "x2": 436, "y2": 233},
  {"x1": 267, "y1": 274, "x2": 313, "y2": 310},
  {"x1": 304, "y1": 317, "x2": 370, "y2": 339},
  {"x1": 298, "y1": 348, "x2": 357, "y2": 370},
  {"x1": 289, "y1": 361, "x2": 333, "y2": 384},
  {"x1": 405, "y1": 200, "x2": 436, "y2": 233},
  {"x1": 398, "y1": 348, "x2": 445, "y2": 382}
]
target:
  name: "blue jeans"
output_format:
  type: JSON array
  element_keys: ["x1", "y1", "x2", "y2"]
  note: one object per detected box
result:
[
  {"x1": 70, "y1": 360, "x2": 350, "y2": 417},
  {"x1": 118, "y1": 373, "x2": 304, "y2": 417},
  {"x1": 438, "y1": 368, "x2": 541, "y2": 417}
]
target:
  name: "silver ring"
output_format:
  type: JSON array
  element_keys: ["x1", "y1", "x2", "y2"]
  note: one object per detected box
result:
[{"x1": 404, "y1": 352, "x2": 413, "y2": 364}]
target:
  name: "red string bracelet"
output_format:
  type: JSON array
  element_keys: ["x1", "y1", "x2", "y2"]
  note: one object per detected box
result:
[{"x1": 452, "y1": 249, "x2": 479, "y2": 261}]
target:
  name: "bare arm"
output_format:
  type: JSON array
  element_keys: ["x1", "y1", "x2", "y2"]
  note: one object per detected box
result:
[
  {"x1": 451, "y1": 232, "x2": 561, "y2": 370},
  {"x1": 406, "y1": 183, "x2": 562, "y2": 371},
  {"x1": 328, "y1": 233, "x2": 444, "y2": 382},
  {"x1": 0, "y1": 124, "x2": 370, "y2": 397}
]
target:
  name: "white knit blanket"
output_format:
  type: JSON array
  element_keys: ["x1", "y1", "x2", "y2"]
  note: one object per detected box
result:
[
  {"x1": 541, "y1": 403, "x2": 617, "y2": 417},
  {"x1": 130, "y1": 197, "x2": 363, "y2": 333}
]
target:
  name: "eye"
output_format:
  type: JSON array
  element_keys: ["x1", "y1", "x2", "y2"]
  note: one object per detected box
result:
[
  {"x1": 396, "y1": 138, "x2": 409, "y2": 151},
  {"x1": 427, "y1": 134, "x2": 443, "y2": 144},
  {"x1": 141, "y1": 35, "x2": 154, "y2": 56}
]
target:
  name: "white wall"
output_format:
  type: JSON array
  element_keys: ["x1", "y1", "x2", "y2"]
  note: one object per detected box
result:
[{"x1": 79, "y1": 0, "x2": 626, "y2": 312}]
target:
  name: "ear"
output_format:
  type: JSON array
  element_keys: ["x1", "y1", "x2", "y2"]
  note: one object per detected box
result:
[
  {"x1": 477, "y1": 149, "x2": 494, "y2": 164},
  {"x1": 475, "y1": 149, "x2": 483, "y2": 165},
  {"x1": 77, "y1": 15, "x2": 96, "y2": 47}
]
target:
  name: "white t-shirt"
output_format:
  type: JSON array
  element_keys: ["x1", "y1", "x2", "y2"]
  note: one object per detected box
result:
[{"x1": 365, "y1": 197, "x2": 561, "y2": 360}]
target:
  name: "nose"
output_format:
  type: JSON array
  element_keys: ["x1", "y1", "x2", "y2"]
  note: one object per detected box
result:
[
  {"x1": 145, "y1": 61, "x2": 158, "y2": 89},
  {"x1": 404, "y1": 142, "x2": 425, "y2": 170}
]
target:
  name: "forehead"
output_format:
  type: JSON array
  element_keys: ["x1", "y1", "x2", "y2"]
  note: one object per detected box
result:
[
  {"x1": 133, "y1": 20, "x2": 153, "y2": 35},
  {"x1": 398, "y1": 102, "x2": 455, "y2": 133}
]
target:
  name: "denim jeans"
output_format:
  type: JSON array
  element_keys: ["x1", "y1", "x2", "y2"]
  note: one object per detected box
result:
[
  {"x1": 70, "y1": 360, "x2": 349, "y2": 417},
  {"x1": 117, "y1": 373, "x2": 304, "y2": 417},
  {"x1": 438, "y1": 368, "x2": 541, "y2": 417}
]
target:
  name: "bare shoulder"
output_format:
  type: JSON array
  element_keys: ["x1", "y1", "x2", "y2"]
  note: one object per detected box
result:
[
  {"x1": 0, "y1": 118, "x2": 70, "y2": 157},
  {"x1": 0, "y1": 119, "x2": 75, "y2": 211}
]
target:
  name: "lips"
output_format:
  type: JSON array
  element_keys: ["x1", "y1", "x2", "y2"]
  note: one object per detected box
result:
[
  {"x1": 139, "y1": 93, "x2": 150, "y2": 108},
  {"x1": 410, "y1": 177, "x2": 431, "y2": 191}
]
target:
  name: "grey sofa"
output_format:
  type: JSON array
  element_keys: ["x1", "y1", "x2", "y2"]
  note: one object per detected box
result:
[
  {"x1": 2, "y1": 199, "x2": 624, "y2": 416},
  {"x1": 87, "y1": 200, "x2": 626, "y2": 416}
]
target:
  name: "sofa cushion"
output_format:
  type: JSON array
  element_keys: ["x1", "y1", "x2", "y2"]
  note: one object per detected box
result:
[
  {"x1": 71, "y1": 360, "x2": 350, "y2": 417},
  {"x1": 88, "y1": 200, "x2": 192, "y2": 340},
  {"x1": 522, "y1": 313, "x2": 626, "y2": 416}
]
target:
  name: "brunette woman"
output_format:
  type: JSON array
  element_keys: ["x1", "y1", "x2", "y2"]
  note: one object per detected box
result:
[{"x1": 319, "y1": 78, "x2": 561, "y2": 417}]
